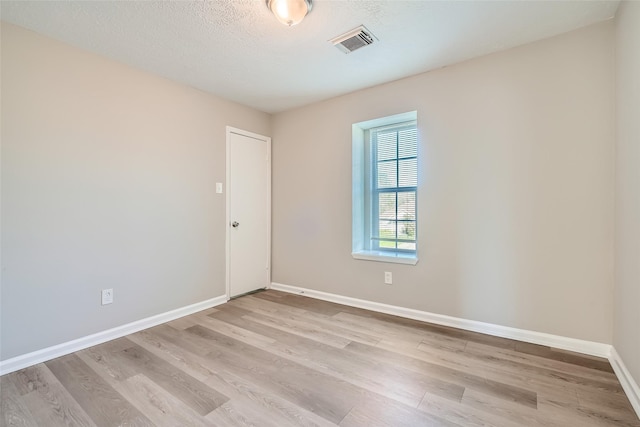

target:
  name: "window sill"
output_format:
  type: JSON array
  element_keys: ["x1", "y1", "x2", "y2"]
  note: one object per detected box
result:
[{"x1": 351, "y1": 251, "x2": 418, "y2": 265}]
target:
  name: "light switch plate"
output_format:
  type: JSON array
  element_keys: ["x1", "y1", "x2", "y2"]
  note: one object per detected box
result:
[{"x1": 216, "y1": 183, "x2": 223, "y2": 194}]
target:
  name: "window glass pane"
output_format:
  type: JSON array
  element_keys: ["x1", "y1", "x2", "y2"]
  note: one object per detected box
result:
[
  {"x1": 398, "y1": 128, "x2": 417, "y2": 158},
  {"x1": 379, "y1": 240, "x2": 397, "y2": 249},
  {"x1": 397, "y1": 191, "x2": 415, "y2": 220},
  {"x1": 398, "y1": 221, "x2": 416, "y2": 241},
  {"x1": 378, "y1": 193, "x2": 396, "y2": 220},
  {"x1": 397, "y1": 241, "x2": 416, "y2": 250},
  {"x1": 378, "y1": 220, "x2": 396, "y2": 240},
  {"x1": 398, "y1": 158, "x2": 417, "y2": 187},
  {"x1": 377, "y1": 160, "x2": 397, "y2": 188},
  {"x1": 377, "y1": 132, "x2": 397, "y2": 161}
]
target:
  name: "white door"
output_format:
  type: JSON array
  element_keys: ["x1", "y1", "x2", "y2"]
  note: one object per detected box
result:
[{"x1": 226, "y1": 127, "x2": 271, "y2": 298}]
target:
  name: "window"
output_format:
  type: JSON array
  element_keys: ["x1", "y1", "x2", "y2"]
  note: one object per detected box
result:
[
  {"x1": 372, "y1": 124, "x2": 417, "y2": 251},
  {"x1": 352, "y1": 112, "x2": 418, "y2": 265}
]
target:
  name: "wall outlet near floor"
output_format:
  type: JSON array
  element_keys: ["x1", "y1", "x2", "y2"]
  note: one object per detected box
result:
[
  {"x1": 101, "y1": 288, "x2": 113, "y2": 305},
  {"x1": 384, "y1": 271, "x2": 393, "y2": 285}
]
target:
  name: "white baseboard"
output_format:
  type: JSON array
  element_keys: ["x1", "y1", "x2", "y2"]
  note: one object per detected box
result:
[
  {"x1": 269, "y1": 282, "x2": 612, "y2": 358},
  {"x1": 0, "y1": 295, "x2": 228, "y2": 376},
  {"x1": 610, "y1": 347, "x2": 640, "y2": 418}
]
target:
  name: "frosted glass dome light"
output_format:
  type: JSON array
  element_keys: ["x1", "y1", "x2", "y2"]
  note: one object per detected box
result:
[{"x1": 266, "y1": 0, "x2": 312, "y2": 26}]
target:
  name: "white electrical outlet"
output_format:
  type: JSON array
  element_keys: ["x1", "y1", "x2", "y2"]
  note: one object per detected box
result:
[
  {"x1": 101, "y1": 288, "x2": 113, "y2": 305},
  {"x1": 384, "y1": 271, "x2": 393, "y2": 285}
]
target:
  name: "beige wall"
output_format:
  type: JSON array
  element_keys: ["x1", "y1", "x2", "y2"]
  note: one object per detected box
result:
[
  {"x1": 272, "y1": 22, "x2": 615, "y2": 343},
  {"x1": 0, "y1": 23, "x2": 270, "y2": 359},
  {"x1": 614, "y1": 1, "x2": 640, "y2": 385}
]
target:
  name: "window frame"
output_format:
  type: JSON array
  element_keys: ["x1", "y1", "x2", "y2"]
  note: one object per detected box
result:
[{"x1": 352, "y1": 111, "x2": 419, "y2": 265}]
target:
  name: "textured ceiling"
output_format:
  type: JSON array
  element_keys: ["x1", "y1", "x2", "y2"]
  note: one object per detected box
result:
[{"x1": 1, "y1": 1, "x2": 620, "y2": 113}]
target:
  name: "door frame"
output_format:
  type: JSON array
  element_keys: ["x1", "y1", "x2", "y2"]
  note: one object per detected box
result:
[{"x1": 225, "y1": 126, "x2": 271, "y2": 300}]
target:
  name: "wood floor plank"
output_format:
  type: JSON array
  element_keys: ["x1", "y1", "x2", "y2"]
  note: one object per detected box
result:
[
  {"x1": 14, "y1": 365, "x2": 97, "y2": 427},
  {"x1": 126, "y1": 328, "x2": 217, "y2": 381},
  {"x1": 576, "y1": 388, "x2": 640, "y2": 422},
  {"x1": 146, "y1": 323, "x2": 221, "y2": 357},
  {"x1": 209, "y1": 304, "x2": 377, "y2": 356},
  {"x1": 346, "y1": 340, "x2": 539, "y2": 409},
  {"x1": 263, "y1": 324, "x2": 457, "y2": 406},
  {"x1": 251, "y1": 291, "x2": 347, "y2": 316},
  {"x1": 0, "y1": 379, "x2": 39, "y2": 427},
  {"x1": 267, "y1": 336, "x2": 464, "y2": 406},
  {"x1": 230, "y1": 293, "x2": 309, "y2": 316},
  {"x1": 472, "y1": 361, "x2": 585, "y2": 408},
  {"x1": 189, "y1": 321, "x2": 480, "y2": 427},
  {"x1": 108, "y1": 340, "x2": 229, "y2": 416},
  {"x1": 239, "y1": 296, "x2": 382, "y2": 345},
  {"x1": 166, "y1": 315, "x2": 203, "y2": 330},
  {"x1": 332, "y1": 311, "x2": 437, "y2": 346},
  {"x1": 210, "y1": 300, "x2": 465, "y2": 405},
  {"x1": 457, "y1": 342, "x2": 624, "y2": 394},
  {"x1": 514, "y1": 342, "x2": 615, "y2": 373},
  {"x1": 340, "y1": 398, "x2": 460, "y2": 427},
  {"x1": 194, "y1": 312, "x2": 278, "y2": 347},
  {"x1": 45, "y1": 353, "x2": 154, "y2": 427},
  {"x1": 186, "y1": 323, "x2": 358, "y2": 424},
  {"x1": 204, "y1": 370, "x2": 337, "y2": 427},
  {"x1": 419, "y1": 391, "x2": 523, "y2": 427},
  {"x1": 113, "y1": 373, "x2": 214, "y2": 426},
  {"x1": 205, "y1": 399, "x2": 290, "y2": 427},
  {"x1": 537, "y1": 392, "x2": 640, "y2": 427},
  {"x1": 242, "y1": 311, "x2": 353, "y2": 348},
  {"x1": 2, "y1": 290, "x2": 637, "y2": 426},
  {"x1": 77, "y1": 341, "x2": 139, "y2": 383},
  {"x1": 4, "y1": 365, "x2": 51, "y2": 396},
  {"x1": 380, "y1": 335, "x2": 589, "y2": 402},
  {"x1": 460, "y1": 388, "x2": 557, "y2": 427},
  {"x1": 334, "y1": 306, "x2": 517, "y2": 351},
  {"x1": 140, "y1": 322, "x2": 335, "y2": 426},
  {"x1": 464, "y1": 341, "x2": 619, "y2": 383},
  {"x1": 423, "y1": 339, "x2": 623, "y2": 394}
]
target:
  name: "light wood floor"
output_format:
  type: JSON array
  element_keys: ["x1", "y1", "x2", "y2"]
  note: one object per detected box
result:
[{"x1": 2, "y1": 290, "x2": 639, "y2": 427}]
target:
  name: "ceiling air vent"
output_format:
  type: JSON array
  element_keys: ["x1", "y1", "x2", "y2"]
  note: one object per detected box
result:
[{"x1": 330, "y1": 26, "x2": 377, "y2": 54}]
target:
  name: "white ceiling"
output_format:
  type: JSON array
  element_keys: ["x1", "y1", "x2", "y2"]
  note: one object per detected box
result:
[{"x1": 1, "y1": 0, "x2": 620, "y2": 113}]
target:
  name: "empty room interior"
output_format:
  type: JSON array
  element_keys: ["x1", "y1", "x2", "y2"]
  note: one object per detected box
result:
[{"x1": 1, "y1": 0, "x2": 639, "y2": 426}]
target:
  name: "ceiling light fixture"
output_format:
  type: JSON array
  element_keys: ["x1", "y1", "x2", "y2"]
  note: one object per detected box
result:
[{"x1": 266, "y1": 0, "x2": 312, "y2": 26}]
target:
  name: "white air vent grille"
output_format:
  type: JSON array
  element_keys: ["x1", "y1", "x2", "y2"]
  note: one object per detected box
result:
[{"x1": 330, "y1": 26, "x2": 377, "y2": 54}]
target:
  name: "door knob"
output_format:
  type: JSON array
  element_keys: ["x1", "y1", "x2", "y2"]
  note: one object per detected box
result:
[{"x1": 232, "y1": 221, "x2": 239, "y2": 228}]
